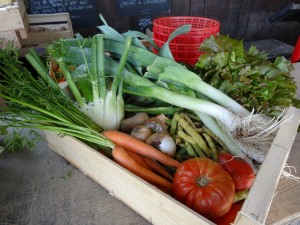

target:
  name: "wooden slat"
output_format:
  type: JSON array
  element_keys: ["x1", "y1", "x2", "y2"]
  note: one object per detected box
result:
[
  {"x1": 27, "y1": 13, "x2": 71, "y2": 24},
  {"x1": 190, "y1": 0, "x2": 205, "y2": 16},
  {"x1": 0, "y1": 0, "x2": 14, "y2": 4},
  {"x1": 212, "y1": 0, "x2": 230, "y2": 35},
  {"x1": 235, "y1": 0, "x2": 252, "y2": 39},
  {"x1": 0, "y1": 0, "x2": 27, "y2": 31},
  {"x1": 234, "y1": 106, "x2": 300, "y2": 224},
  {"x1": 202, "y1": 0, "x2": 219, "y2": 20},
  {"x1": 226, "y1": 0, "x2": 242, "y2": 37},
  {"x1": 172, "y1": 0, "x2": 190, "y2": 16},
  {"x1": 244, "y1": 0, "x2": 268, "y2": 41},
  {"x1": 21, "y1": 13, "x2": 73, "y2": 46}
]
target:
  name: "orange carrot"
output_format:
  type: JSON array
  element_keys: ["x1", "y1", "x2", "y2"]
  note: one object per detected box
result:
[
  {"x1": 112, "y1": 146, "x2": 173, "y2": 193},
  {"x1": 126, "y1": 150, "x2": 153, "y2": 171},
  {"x1": 143, "y1": 157, "x2": 174, "y2": 182},
  {"x1": 102, "y1": 130, "x2": 180, "y2": 168},
  {"x1": 58, "y1": 76, "x2": 66, "y2": 83}
]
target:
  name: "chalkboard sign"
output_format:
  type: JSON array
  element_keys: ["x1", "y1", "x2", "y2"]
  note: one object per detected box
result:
[
  {"x1": 115, "y1": 0, "x2": 171, "y2": 16},
  {"x1": 28, "y1": 0, "x2": 98, "y2": 28},
  {"x1": 138, "y1": 15, "x2": 152, "y2": 30}
]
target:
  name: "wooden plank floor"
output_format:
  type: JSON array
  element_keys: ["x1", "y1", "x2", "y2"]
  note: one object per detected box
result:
[{"x1": 0, "y1": 135, "x2": 150, "y2": 225}]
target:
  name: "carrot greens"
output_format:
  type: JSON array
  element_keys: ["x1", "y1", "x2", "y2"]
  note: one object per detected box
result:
[{"x1": 0, "y1": 47, "x2": 114, "y2": 152}]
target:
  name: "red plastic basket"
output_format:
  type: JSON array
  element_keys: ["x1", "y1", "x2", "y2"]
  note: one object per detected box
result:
[
  {"x1": 153, "y1": 30, "x2": 213, "y2": 44},
  {"x1": 153, "y1": 38, "x2": 202, "y2": 65},
  {"x1": 154, "y1": 38, "x2": 202, "y2": 53},
  {"x1": 153, "y1": 16, "x2": 220, "y2": 65},
  {"x1": 153, "y1": 16, "x2": 220, "y2": 44}
]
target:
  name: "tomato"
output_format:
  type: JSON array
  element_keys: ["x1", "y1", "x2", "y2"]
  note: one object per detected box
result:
[
  {"x1": 173, "y1": 158, "x2": 235, "y2": 219},
  {"x1": 211, "y1": 200, "x2": 244, "y2": 225},
  {"x1": 218, "y1": 153, "x2": 256, "y2": 191}
]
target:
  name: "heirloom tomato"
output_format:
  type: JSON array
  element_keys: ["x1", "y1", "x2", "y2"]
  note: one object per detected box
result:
[
  {"x1": 173, "y1": 158, "x2": 235, "y2": 219},
  {"x1": 212, "y1": 200, "x2": 244, "y2": 225},
  {"x1": 218, "y1": 153, "x2": 256, "y2": 191}
]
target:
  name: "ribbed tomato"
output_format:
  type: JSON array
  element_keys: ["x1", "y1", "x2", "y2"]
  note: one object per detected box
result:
[
  {"x1": 211, "y1": 200, "x2": 244, "y2": 225},
  {"x1": 173, "y1": 158, "x2": 235, "y2": 219},
  {"x1": 218, "y1": 153, "x2": 256, "y2": 191}
]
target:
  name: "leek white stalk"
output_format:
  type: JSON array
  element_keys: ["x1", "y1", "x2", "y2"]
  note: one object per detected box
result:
[
  {"x1": 148, "y1": 58, "x2": 250, "y2": 117},
  {"x1": 194, "y1": 111, "x2": 257, "y2": 169}
]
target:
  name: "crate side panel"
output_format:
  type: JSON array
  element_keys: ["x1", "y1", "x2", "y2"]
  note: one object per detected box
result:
[
  {"x1": 0, "y1": 0, "x2": 26, "y2": 31},
  {"x1": 44, "y1": 131, "x2": 214, "y2": 225},
  {"x1": 21, "y1": 13, "x2": 73, "y2": 46},
  {"x1": 21, "y1": 31, "x2": 73, "y2": 46},
  {"x1": 235, "y1": 106, "x2": 300, "y2": 224}
]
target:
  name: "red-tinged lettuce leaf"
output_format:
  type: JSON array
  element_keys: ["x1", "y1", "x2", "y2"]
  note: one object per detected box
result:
[{"x1": 195, "y1": 34, "x2": 298, "y2": 117}]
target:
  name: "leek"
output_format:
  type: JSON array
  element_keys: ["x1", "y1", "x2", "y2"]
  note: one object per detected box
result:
[{"x1": 94, "y1": 27, "x2": 284, "y2": 162}]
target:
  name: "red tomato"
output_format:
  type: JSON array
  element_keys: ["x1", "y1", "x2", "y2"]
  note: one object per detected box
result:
[
  {"x1": 218, "y1": 153, "x2": 256, "y2": 191},
  {"x1": 173, "y1": 158, "x2": 235, "y2": 219},
  {"x1": 212, "y1": 200, "x2": 244, "y2": 225}
]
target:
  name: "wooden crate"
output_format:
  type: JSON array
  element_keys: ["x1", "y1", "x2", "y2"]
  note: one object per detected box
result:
[
  {"x1": 0, "y1": 0, "x2": 15, "y2": 5},
  {"x1": 21, "y1": 13, "x2": 73, "y2": 47},
  {"x1": 0, "y1": 30, "x2": 21, "y2": 49},
  {"x1": 0, "y1": 0, "x2": 27, "y2": 38},
  {"x1": 43, "y1": 105, "x2": 300, "y2": 225}
]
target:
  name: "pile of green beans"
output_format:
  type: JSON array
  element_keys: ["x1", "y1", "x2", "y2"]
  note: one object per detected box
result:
[{"x1": 170, "y1": 113, "x2": 228, "y2": 162}]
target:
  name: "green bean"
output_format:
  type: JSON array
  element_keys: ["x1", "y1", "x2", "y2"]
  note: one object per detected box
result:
[
  {"x1": 175, "y1": 113, "x2": 211, "y2": 157},
  {"x1": 203, "y1": 126, "x2": 228, "y2": 152},
  {"x1": 184, "y1": 142, "x2": 198, "y2": 158},
  {"x1": 203, "y1": 133, "x2": 218, "y2": 161},
  {"x1": 180, "y1": 113, "x2": 196, "y2": 129},
  {"x1": 177, "y1": 131, "x2": 206, "y2": 157}
]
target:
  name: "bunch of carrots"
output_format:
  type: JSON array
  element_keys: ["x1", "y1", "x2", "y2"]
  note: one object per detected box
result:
[{"x1": 102, "y1": 130, "x2": 180, "y2": 194}]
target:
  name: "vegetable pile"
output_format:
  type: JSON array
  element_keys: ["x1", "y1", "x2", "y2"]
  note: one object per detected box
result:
[{"x1": 0, "y1": 17, "x2": 298, "y2": 223}]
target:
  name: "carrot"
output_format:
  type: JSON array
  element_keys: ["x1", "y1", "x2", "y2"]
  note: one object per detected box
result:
[
  {"x1": 143, "y1": 157, "x2": 174, "y2": 182},
  {"x1": 58, "y1": 76, "x2": 66, "y2": 83},
  {"x1": 126, "y1": 150, "x2": 153, "y2": 171},
  {"x1": 102, "y1": 130, "x2": 180, "y2": 168},
  {"x1": 112, "y1": 146, "x2": 173, "y2": 193}
]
